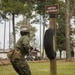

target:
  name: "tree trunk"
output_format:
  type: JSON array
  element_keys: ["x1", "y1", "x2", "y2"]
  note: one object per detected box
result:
[
  {"x1": 65, "y1": 0, "x2": 71, "y2": 61},
  {"x1": 3, "y1": 20, "x2": 6, "y2": 52},
  {"x1": 12, "y1": 13, "x2": 16, "y2": 49},
  {"x1": 9, "y1": 15, "x2": 11, "y2": 50},
  {"x1": 60, "y1": 50, "x2": 62, "y2": 59},
  {"x1": 42, "y1": 16, "x2": 46, "y2": 59},
  {"x1": 40, "y1": 14, "x2": 41, "y2": 58}
]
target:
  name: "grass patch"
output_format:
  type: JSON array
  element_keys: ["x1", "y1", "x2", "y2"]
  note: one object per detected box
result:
[{"x1": 0, "y1": 60, "x2": 75, "y2": 75}]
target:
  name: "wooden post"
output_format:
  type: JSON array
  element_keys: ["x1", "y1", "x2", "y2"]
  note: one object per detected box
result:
[
  {"x1": 45, "y1": 2, "x2": 58, "y2": 75},
  {"x1": 49, "y1": 15, "x2": 57, "y2": 75}
]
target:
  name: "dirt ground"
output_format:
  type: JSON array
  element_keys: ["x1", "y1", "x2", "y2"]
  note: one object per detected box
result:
[
  {"x1": 0, "y1": 59, "x2": 10, "y2": 65},
  {"x1": 0, "y1": 58, "x2": 50, "y2": 65},
  {"x1": 0, "y1": 58, "x2": 75, "y2": 65}
]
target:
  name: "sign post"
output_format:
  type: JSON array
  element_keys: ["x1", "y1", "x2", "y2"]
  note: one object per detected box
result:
[{"x1": 45, "y1": 4, "x2": 59, "y2": 75}]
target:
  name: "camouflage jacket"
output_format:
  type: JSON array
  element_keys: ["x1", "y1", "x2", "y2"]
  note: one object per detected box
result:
[{"x1": 15, "y1": 35, "x2": 30, "y2": 55}]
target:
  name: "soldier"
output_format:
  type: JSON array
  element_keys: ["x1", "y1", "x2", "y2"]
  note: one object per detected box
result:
[{"x1": 10, "y1": 26, "x2": 31, "y2": 75}]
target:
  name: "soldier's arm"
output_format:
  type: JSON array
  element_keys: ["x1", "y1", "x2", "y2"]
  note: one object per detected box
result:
[{"x1": 22, "y1": 36, "x2": 30, "y2": 54}]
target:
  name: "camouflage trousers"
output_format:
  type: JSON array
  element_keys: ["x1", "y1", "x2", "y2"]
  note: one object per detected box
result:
[{"x1": 10, "y1": 59, "x2": 31, "y2": 75}]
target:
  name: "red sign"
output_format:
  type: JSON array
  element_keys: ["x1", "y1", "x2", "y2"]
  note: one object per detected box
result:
[{"x1": 45, "y1": 4, "x2": 59, "y2": 14}]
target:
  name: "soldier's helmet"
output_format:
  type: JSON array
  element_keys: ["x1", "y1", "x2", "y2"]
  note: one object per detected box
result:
[
  {"x1": 20, "y1": 25, "x2": 30, "y2": 32},
  {"x1": 20, "y1": 25, "x2": 30, "y2": 36}
]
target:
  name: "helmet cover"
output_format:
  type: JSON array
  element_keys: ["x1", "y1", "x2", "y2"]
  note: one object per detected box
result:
[{"x1": 20, "y1": 26, "x2": 30, "y2": 32}]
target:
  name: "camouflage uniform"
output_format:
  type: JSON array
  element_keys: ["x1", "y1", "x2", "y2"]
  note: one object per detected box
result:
[{"x1": 10, "y1": 35, "x2": 31, "y2": 75}]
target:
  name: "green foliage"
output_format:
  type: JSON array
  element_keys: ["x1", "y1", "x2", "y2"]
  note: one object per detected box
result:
[
  {"x1": 56, "y1": 1, "x2": 66, "y2": 51},
  {"x1": 56, "y1": 0, "x2": 75, "y2": 51},
  {"x1": 1, "y1": 0, "x2": 33, "y2": 16},
  {"x1": 33, "y1": 0, "x2": 75, "y2": 52},
  {"x1": 56, "y1": 24, "x2": 66, "y2": 50},
  {"x1": 1, "y1": 0, "x2": 75, "y2": 51}
]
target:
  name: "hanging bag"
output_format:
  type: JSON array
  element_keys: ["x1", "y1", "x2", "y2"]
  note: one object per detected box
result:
[{"x1": 7, "y1": 49, "x2": 22, "y2": 60}]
